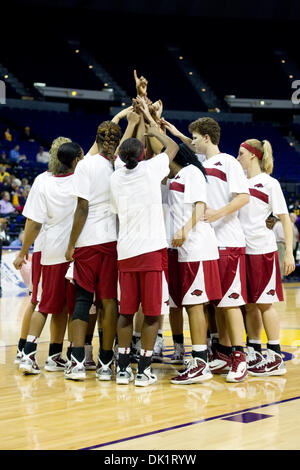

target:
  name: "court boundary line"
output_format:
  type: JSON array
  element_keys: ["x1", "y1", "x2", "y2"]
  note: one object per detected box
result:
[{"x1": 79, "y1": 395, "x2": 300, "y2": 450}]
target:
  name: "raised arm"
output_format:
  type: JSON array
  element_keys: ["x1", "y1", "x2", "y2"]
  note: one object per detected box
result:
[
  {"x1": 115, "y1": 111, "x2": 141, "y2": 155},
  {"x1": 145, "y1": 124, "x2": 179, "y2": 161},
  {"x1": 111, "y1": 105, "x2": 134, "y2": 125},
  {"x1": 161, "y1": 118, "x2": 193, "y2": 148},
  {"x1": 133, "y1": 69, "x2": 148, "y2": 98}
]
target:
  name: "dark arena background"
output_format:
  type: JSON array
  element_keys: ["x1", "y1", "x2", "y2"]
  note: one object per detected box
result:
[{"x1": 0, "y1": 0, "x2": 300, "y2": 454}]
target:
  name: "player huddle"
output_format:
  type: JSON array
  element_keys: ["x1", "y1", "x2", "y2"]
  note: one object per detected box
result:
[{"x1": 13, "y1": 72, "x2": 295, "y2": 388}]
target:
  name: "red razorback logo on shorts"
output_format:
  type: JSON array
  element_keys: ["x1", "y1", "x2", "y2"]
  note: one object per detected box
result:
[
  {"x1": 191, "y1": 289, "x2": 203, "y2": 296},
  {"x1": 228, "y1": 292, "x2": 240, "y2": 299},
  {"x1": 254, "y1": 183, "x2": 264, "y2": 188},
  {"x1": 164, "y1": 300, "x2": 170, "y2": 305},
  {"x1": 214, "y1": 162, "x2": 222, "y2": 166},
  {"x1": 267, "y1": 289, "x2": 276, "y2": 296},
  {"x1": 175, "y1": 175, "x2": 181, "y2": 179}
]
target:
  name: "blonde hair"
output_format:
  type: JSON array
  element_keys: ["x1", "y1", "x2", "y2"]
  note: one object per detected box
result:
[
  {"x1": 245, "y1": 139, "x2": 274, "y2": 175},
  {"x1": 48, "y1": 136, "x2": 72, "y2": 174},
  {"x1": 96, "y1": 121, "x2": 122, "y2": 161}
]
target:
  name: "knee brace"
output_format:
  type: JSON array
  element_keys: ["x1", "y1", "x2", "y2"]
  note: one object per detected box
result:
[{"x1": 72, "y1": 284, "x2": 94, "y2": 323}]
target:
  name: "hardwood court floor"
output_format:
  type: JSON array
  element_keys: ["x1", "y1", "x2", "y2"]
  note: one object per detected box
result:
[{"x1": 0, "y1": 283, "x2": 299, "y2": 450}]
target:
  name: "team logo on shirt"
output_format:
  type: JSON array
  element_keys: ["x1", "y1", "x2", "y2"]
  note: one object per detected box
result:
[
  {"x1": 175, "y1": 175, "x2": 181, "y2": 180},
  {"x1": 214, "y1": 162, "x2": 222, "y2": 166},
  {"x1": 254, "y1": 183, "x2": 264, "y2": 188},
  {"x1": 191, "y1": 289, "x2": 203, "y2": 296},
  {"x1": 266, "y1": 289, "x2": 276, "y2": 296},
  {"x1": 228, "y1": 292, "x2": 240, "y2": 299}
]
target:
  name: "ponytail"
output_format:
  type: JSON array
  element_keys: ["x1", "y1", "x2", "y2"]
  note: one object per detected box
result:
[
  {"x1": 49, "y1": 136, "x2": 72, "y2": 174},
  {"x1": 96, "y1": 121, "x2": 122, "y2": 161},
  {"x1": 125, "y1": 158, "x2": 138, "y2": 170},
  {"x1": 261, "y1": 140, "x2": 274, "y2": 175},
  {"x1": 244, "y1": 139, "x2": 274, "y2": 175}
]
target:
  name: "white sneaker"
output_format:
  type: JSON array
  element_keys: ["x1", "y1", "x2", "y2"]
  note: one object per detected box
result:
[
  {"x1": 64, "y1": 354, "x2": 86, "y2": 381},
  {"x1": 226, "y1": 351, "x2": 248, "y2": 383},
  {"x1": 84, "y1": 344, "x2": 97, "y2": 370},
  {"x1": 44, "y1": 353, "x2": 67, "y2": 372},
  {"x1": 170, "y1": 343, "x2": 185, "y2": 364},
  {"x1": 152, "y1": 336, "x2": 164, "y2": 363},
  {"x1": 134, "y1": 366, "x2": 157, "y2": 387},
  {"x1": 264, "y1": 349, "x2": 286, "y2": 376},
  {"x1": 170, "y1": 357, "x2": 212, "y2": 384},
  {"x1": 14, "y1": 348, "x2": 24, "y2": 364},
  {"x1": 96, "y1": 357, "x2": 113, "y2": 381},
  {"x1": 19, "y1": 351, "x2": 40, "y2": 375},
  {"x1": 116, "y1": 365, "x2": 134, "y2": 385},
  {"x1": 246, "y1": 347, "x2": 266, "y2": 376}
]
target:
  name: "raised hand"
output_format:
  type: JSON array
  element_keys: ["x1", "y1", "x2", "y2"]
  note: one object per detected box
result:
[
  {"x1": 127, "y1": 111, "x2": 141, "y2": 125},
  {"x1": 160, "y1": 118, "x2": 181, "y2": 137},
  {"x1": 134, "y1": 70, "x2": 148, "y2": 97}
]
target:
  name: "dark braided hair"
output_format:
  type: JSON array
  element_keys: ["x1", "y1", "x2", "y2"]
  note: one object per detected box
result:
[
  {"x1": 174, "y1": 143, "x2": 207, "y2": 180},
  {"x1": 96, "y1": 121, "x2": 122, "y2": 161}
]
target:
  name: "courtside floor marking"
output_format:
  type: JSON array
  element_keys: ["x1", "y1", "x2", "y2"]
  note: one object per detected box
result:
[{"x1": 79, "y1": 395, "x2": 300, "y2": 450}]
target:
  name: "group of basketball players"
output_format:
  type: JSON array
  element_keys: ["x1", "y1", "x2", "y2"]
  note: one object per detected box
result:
[{"x1": 12, "y1": 71, "x2": 295, "y2": 387}]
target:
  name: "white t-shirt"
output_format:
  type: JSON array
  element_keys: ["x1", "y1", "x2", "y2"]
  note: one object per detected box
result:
[
  {"x1": 26, "y1": 173, "x2": 77, "y2": 265},
  {"x1": 71, "y1": 153, "x2": 117, "y2": 247},
  {"x1": 22, "y1": 170, "x2": 52, "y2": 253},
  {"x1": 167, "y1": 165, "x2": 219, "y2": 262},
  {"x1": 239, "y1": 173, "x2": 288, "y2": 254},
  {"x1": 110, "y1": 152, "x2": 170, "y2": 260},
  {"x1": 114, "y1": 155, "x2": 125, "y2": 170},
  {"x1": 203, "y1": 153, "x2": 249, "y2": 247}
]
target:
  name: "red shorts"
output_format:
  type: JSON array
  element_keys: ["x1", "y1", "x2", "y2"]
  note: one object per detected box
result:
[
  {"x1": 118, "y1": 271, "x2": 166, "y2": 317},
  {"x1": 168, "y1": 249, "x2": 222, "y2": 307},
  {"x1": 38, "y1": 262, "x2": 74, "y2": 314},
  {"x1": 215, "y1": 247, "x2": 247, "y2": 308},
  {"x1": 73, "y1": 242, "x2": 118, "y2": 299},
  {"x1": 246, "y1": 251, "x2": 284, "y2": 303},
  {"x1": 31, "y1": 251, "x2": 42, "y2": 304}
]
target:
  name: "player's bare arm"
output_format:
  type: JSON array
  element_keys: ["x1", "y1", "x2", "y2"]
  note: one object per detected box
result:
[
  {"x1": 13, "y1": 218, "x2": 42, "y2": 270},
  {"x1": 65, "y1": 197, "x2": 89, "y2": 261},
  {"x1": 203, "y1": 193, "x2": 250, "y2": 223}
]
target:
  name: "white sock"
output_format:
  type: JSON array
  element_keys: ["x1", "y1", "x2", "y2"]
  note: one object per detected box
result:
[
  {"x1": 140, "y1": 349, "x2": 153, "y2": 357},
  {"x1": 118, "y1": 347, "x2": 131, "y2": 355},
  {"x1": 268, "y1": 340, "x2": 280, "y2": 345},
  {"x1": 249, "y1": 339, "x2": 261, "y2": 344},
  {"x1": 26, "y1": 335, "x2": 39, "y2": 344},
  {"x1": 192, "y1": 345, "x2": 207, "y2": 352}
]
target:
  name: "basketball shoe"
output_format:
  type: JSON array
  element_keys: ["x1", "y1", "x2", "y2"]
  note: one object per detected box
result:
[
  {"x1": 170, "y1": 357, "x2": 212, "y2": 384},
  {"x1": 135, "y1": 367, "x2": 157, "y2": 387},
  {"x1": 116, "y1": 365, "x2": 135, "y2": 385},
  {"x1": 226, "y1": 351, "x2": 248, "y2": 383},
  {"x1": 44, "y1": 353, "x2": 67, "y2": 372},
  {"x1": 64, "y1": 355, "x2": 86, "y2": 381},
  {"x1": 19, "y1": 351, "x2": 40, "y2": 375},
  {"x1": 209, "y1": 349, "x2": 232, "y2": 375},
  {"x1": 96, "y1": 357, "x2": 114, "y2": 381}
]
